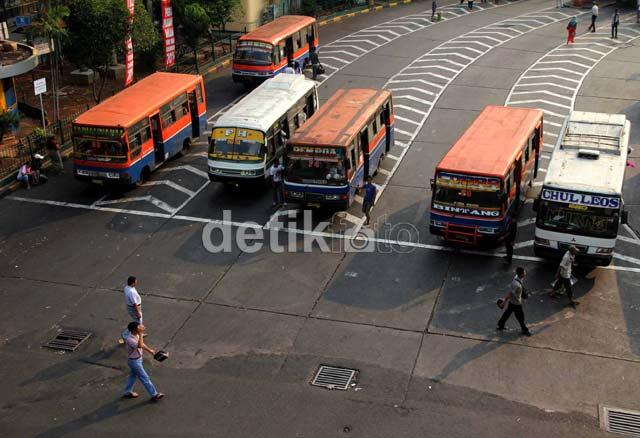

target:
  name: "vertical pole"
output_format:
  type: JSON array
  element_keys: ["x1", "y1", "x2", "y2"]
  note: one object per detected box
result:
[{"x1": 39, "y1": 93, "x2": 46, "y2": 134}]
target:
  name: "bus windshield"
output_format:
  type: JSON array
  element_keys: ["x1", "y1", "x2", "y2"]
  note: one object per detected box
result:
[
  {"x1": 286, "y1": 145, "x2": 347, "y2": 186},
  {"x1": 73, "y1": 125, "x2": 127, "y2": 162},
  {"x1": 537, "y1": 199, "x2": 620, "y2": 238},
  {"x1": 210, "y1": 127, "x2": 265, "y2": 160},
  {"x1": 433, "y1": 172, "x2": 502, "y2": 211},
  {"x1": 235, "y1": 42, "x2": 273, "y2": 65}
]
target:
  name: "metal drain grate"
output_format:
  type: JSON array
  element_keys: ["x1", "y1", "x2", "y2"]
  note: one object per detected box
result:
[
  {"x1": 43, "y1": 328, "x2": 92, "y2": 352},
  {"x1": 311, "y1": 365, "x2": 357, "y2": 390},
  {"x1": 602, "y1": 406, "x2": 640, "y2": 436}
]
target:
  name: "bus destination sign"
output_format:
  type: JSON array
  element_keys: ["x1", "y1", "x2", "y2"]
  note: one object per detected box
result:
[
  {"x1": 73, "y1": 125, "x2": 124, "y2": 139},
  {"x1": 541, "y1": 189, "x2": 620, "y2": 209}
]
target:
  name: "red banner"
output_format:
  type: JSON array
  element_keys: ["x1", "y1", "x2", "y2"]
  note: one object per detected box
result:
[
  {"x1": 162, "y1": 0, "x2": 175, "y2": 68},
  {"x1": 124, "y1": 0, "x2": 135, "y2": 86}
]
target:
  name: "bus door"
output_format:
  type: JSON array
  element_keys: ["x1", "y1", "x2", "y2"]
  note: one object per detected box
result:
[
  {"x1": 150, "y1": 113, "x2": 164, "y2": 164},
  {"x1": 383, "y1": 104, "x2": 392, "y2": 153},
  {"x1": 188, "y1": 91, "x2": 200, "y2": 138},
  {"x1": 514, "y1": 158, "x2": 523, "y2": 209},
  {"x1": 533, "y1": 123, "x2": 541, "y2": 179},
  {"x1": 359, "y1": 127, "x2": 370, "y2": 177},
  {"x1": 285, "y1": 37, "x2": 294, "y2": 64}
]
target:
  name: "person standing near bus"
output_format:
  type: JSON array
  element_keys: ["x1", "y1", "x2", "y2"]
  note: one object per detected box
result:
[
  {"x1": 587, "y1": 1, "x2": 598, "y2": 33},
  {"x1": 566, "y1": 16, "x2": 577, "y2": 44},
  {"x1": 497, "y1": 267, "x2": 531, "y2": 336},
  {"x1": 122, "y1": 276, "x2": 143, "y2": 341},
  {"x1": 551, "y1": 246, "x2": 578, "y2": 308},
  {"x1": 361, "y1": 176, "x2": 377, "y2": 226},
  {"x1": 309, "y1": 47, "x2": 320, "y2": 81},
  {"x1": 431, "y1": 0, "x2": 437, "y2": 21},
  {"x1": 503, "y1": 211, "x2": 517, "y2": 264},
  {"x1": 46, "y1": 135, "x2": 63, "y2": 170},
  {"x1": 270, "y1": 158, "x2": 285, "y2": 207}
]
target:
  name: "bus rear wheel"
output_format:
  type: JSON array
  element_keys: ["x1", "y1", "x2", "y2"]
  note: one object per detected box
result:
[{"x1": 181, "y1": 138, "x2": 191, "y2": 154}]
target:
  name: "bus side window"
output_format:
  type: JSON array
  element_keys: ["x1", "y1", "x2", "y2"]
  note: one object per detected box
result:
[
  {"x1": 367, "y1": 123, "x2": 375, "y2": 145},
  {"x1": 272, "y1": 46, "x2": 280, "y2": 65},
  {"x1": 267, "y1": 136, "x2": 275, "y2": 158},
  {"x1": 350, "y1": 148, "x2": 356, "y2": 171},
  {"x1": 379, "y1": 111, "x2": 385, "y2": 130},
  {"x1": 293, "y1": 32, "x2": 301, "y2": 53},
  {"x1": 279, "y1": 42, "x2": 286, "y2": 62},
  {"x1": 524, "y1": 140, "x2": 530, "y2": 163},
  {"x1": 360, "y1": 128, "x2": 369, "y2": 151},
  {"x1": 385, "y1": 101, "x2": 392, "y2": 121},
  {"x1": 372, "y1": 117, "x2": 378, "y2": 134}
]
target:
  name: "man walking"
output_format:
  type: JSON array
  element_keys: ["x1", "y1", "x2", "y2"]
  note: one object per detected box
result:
[
  {"x1": 123, "y1": 322, "x2": 164, "y2": 401},
  {"x1": 587, "y1": 1, "x2": 598, "y2": 33},
  {"x1": 503, "y1": 211, "x2": 517, "y2": 264},
  {"x1": 611, "y1": 8, "x2": 620, "y2": 38},
  {"x1": 121, "y1": 276, "x2": 143, "y2": 341},
  {"x1": 497, "y1": 267, "x2": 531, "y2": 336},
  {"x1": 361, "y1": 176, "x2": 377, "y2": 227},
  {"x1": 556, "y1": 0, "x2": 564, "y2": 8},
  {"x1": 270, "y1": 158, "x2": 285, "y2": 207},
  {"x1": 431, "y1": 0, "x2": 437, "y2": 21},
  {"x1": 309, "y1": 47, "x2": 320, "y2": 81},
  {"x1": 551, "y1": 245, "x2": 578, "y2": 308}
]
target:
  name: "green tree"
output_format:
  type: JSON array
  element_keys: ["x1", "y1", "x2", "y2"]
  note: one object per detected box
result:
[
  {"x1": 205, "y1": 0, "x2": 242, "y2": 55},
  {"x1": 34, "y1": 5, "x2": 70, "y2": 122},
  {"x1": 179, "y1": 3, "x2": 210, "y2": 73},
  {"x1": 0, "y1": 110, "x2": 18, "y2": 142},
  {"x1": 66, "y1": 0, "x2": 130, "y2": 103},
  {"x1": 132, "y1": 0, "x2": 160, "y2": 55}
]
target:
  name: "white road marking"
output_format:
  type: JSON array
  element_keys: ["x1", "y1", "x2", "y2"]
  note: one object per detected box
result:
[
  {"x1": 158, "y1": 164, "x2": 209, "y2": 179},
  {"x1": 143, "y1": 180, "x2": 196, "y2": 197}
]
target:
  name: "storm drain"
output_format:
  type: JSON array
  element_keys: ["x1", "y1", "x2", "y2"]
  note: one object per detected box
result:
[
  {"x1": 43, "y1": 328, "x2": 92, "y2": 352},
  {"x1": 311, "y1": 365, "x2": 357, "y2": 390},
  {"x1": 602, "y1": 406, "x2": 640, "y2": 436}
]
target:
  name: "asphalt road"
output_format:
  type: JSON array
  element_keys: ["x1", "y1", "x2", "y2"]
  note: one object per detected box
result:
[{"x1": 1, "y1": 0, "x2": 640, "y2": 436}]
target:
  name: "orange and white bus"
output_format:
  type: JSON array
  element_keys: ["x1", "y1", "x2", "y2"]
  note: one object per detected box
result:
[
  {"x1": 232, "y1": 15, "x2": 318, "y2": 84},
  {"x1": 429, "y1": 105, "x2": 543, "y2": 244},
  {"x1": 284, "y1": 88, "x2": 394, "y2": 209},
  {"x1": 73, "y1": 72, "x2": 206, "y2": 186}
]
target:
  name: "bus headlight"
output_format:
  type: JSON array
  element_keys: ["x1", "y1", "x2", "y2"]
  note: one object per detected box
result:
[
  {"x1": 106, "y1": 172, "x2": 120, "y2": 179},
  {"x1": 478, "y1": 227, "x2": 497, "y2": 234},
  {"x1": 535, "y1": 237, "x2": 550, "y2": 246},
  {"x1": 286, "y1": 191, "x2": 304, "y2": 199},
  {"x1": 596, "y1": 247, "x2": 614, "y2": 254},
  {"x1": 210, "y1": 167, "x2": 222, "y2": 174},
  {"x1": 76, "y1": 169, "x2": 89, "y2": 176},
  {"x1": 430, "y1": 220, "x2": 445, "y2": 228}
]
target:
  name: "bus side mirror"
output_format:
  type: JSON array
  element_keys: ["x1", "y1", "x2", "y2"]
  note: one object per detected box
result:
[
  {"x1": 533, "y1": 198, "x2": 539, "y2": 212},
  {"x1": 622, "y1": 210, "x2": 629, "y2": 224}
]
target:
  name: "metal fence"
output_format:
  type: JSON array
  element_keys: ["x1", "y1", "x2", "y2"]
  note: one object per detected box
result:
[
  {"x1": 173, "y1": 30, "x2": 246, "y2": 74},
  {"x1": 0, "y1": 108, "x2": 85, "y2": 181}
]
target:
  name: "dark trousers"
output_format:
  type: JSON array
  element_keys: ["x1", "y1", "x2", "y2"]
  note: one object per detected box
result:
[
  {"x1": 588, "y1": 15, "x2": 597, "y2": 32},
  {"x1": 273, "y1": 181, "x2": 284, "y2": 205},
  {"x1": 612, "y1": 23, "x2": 618, "y2": 38},
  {"x1": 504, "y1": 240, "x2": 514, "y2": 263},
  {"x1": 497, "y1": 302, "x2": 528, "y2": 332},
  {"x1": 468, "y1": 0, "x2": 473, "y2": 9},
  {"x1": 553, "y1": 277, "x2": 573, "y2": 301}
]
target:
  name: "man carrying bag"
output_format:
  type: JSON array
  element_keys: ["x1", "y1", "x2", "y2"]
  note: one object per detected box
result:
[{"x1": 496, "y1": 267, "x2": 532, "y2": 337}]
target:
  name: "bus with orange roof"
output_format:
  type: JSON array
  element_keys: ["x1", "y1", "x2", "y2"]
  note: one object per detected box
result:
[
  {"x1": 72, "y1": 72, "x2": 206, "y2": 186},
  {"x1": 233, "y1": 15, "x2": 318, "y2": 84},
  {"x1": 284, "y1": 88, "x2": 394, "y2": 209},
  {"x1": 429, "y1": 105, "x2": 543, "y2": 244}
]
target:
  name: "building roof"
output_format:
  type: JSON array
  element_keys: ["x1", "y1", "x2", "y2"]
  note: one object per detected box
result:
[
  {"x1": 74, "y1": 72, "x2": 202, "y2": 129},
  {"x1": 289, "y1": 88, "x2": 391, "y2": 148},
  {"x1": 544, "y1": 111, "x2": 629, "y2": 195},
  {"x1": 214, "y1": 74, "x2": 317, "y2": 133},
  {"x1": 436, "y1": 105, "x2": 544, "y2": 178},
  {"x1": 239, "y1": 16, "x2": 316, "y2": 45}
]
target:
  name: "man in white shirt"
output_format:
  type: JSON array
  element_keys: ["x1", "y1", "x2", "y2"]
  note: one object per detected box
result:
[
  {"x1": 121, "y1": 276, "x2": 143, "y2": 340},
  {"x1": 270, "y1": 158, "x2": 286, "y2": 207},
  {"x1": 552, "y1": 246, "x2": 578, "y2": 308},
  {"x1": 587, "y1": 2, "x2": 599, "y2": 32}
]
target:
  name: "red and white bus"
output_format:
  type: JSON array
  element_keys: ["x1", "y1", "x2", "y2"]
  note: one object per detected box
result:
[
  {"x1": 73, "y1": 72, "x2": 206, "y2": 186},
  {"x1": 233, "y1": 15, "x2": 318, "y2": 84}
]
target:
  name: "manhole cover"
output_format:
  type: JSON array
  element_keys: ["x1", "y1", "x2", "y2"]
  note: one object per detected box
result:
[
  {"x1": 311, "y1": 365, "x2": 358, "y2": 390},
  {"x1": 43, "y1": 328, "x2": 92, "y2": 352},
  {"x1": 601, "y1": 406, "x2": 640, "y2": 436}
]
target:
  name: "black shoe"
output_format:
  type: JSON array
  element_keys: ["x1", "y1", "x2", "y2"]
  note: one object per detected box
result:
[{"x1": 521, "y1": 330, "x2": 532, "y2": 337}]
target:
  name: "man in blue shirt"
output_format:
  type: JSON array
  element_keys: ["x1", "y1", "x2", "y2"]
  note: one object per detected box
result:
[{"x1": 361, "y1": 176, "x2": 377, "y2": 226}]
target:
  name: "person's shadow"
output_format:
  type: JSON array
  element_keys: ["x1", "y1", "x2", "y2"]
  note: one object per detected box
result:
[{"x1": 39, "y1": 398, "x2": 147, "y2": 438}]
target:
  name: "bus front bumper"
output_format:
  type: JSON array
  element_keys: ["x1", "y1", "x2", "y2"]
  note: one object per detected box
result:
[
  {"x1": 208, "y1": 168, "x2": 266, "y2": 183},
  {"x1": 533, "y1": 243, "x2": 613, "y2": 266},
  {"x1": 74, "y1": 167, "x2": 132, "y2": 185},
  {"x1": 285, "y1": 191, "x2": 349, "y2": 210}
]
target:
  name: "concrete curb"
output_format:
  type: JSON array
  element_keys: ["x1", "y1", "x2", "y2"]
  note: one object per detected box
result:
[{"x1": 318, "y1": 0, "x2": 413, "y2": 27}]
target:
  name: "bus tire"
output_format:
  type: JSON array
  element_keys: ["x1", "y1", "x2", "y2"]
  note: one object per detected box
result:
[
  {"x1": 136, "y1": 167, "x2": 151, "y2": 187},
  {"x1": 182, "y1": 138, "x2": 191, "y2": 154}
]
